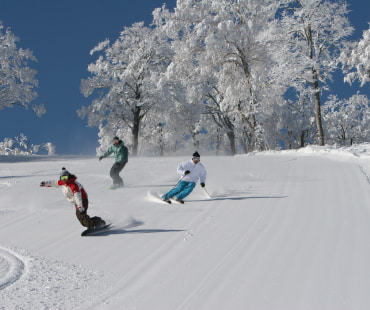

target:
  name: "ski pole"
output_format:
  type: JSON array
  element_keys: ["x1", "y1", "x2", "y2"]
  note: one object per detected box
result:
[{"x1": 203, "y1": 186, "x2": 212, "y2": 199}]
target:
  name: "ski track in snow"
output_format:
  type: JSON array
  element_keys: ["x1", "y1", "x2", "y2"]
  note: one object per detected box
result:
[
  {"x1": 175, "y1": 198, "x2": 271, "y2": 310},
  {"x1": 359, "y1": 165, "x2": 370, "y2": 186},
  {"x1": 0, "y1": 181, "x2": 10, "y2": 190},
  {"x1": 0, "y1": 248, "x2": 24, "y2": 290}
]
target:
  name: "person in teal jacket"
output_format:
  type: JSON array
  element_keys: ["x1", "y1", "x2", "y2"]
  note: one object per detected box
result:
[{"x1": 99, "y1": 136, "x2": 128, "y2": 188}]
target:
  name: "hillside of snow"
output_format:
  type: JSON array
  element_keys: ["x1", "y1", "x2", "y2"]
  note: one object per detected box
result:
[{"x1": 1, "y1": 144, "x2": 370, "y2": 310}]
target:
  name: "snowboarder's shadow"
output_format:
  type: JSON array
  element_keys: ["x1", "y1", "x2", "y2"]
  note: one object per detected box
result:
[
  {"x1": 87, "y1": 228, "x2": 185, "y2": 236},
  {"x1": 86, "y1": 218, "x2": 184, "y2": 236}
]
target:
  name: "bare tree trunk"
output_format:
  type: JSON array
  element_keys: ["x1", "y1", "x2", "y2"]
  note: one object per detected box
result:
[
  {"x1": 300, "y1": 131, "x2": 305, "y2": 148},
  {"x1": 131, "y1": 106, "x2": 141, "y2": 156},
  {"x1": 215, "y1": 128, "x2": 222, "y2": 155},
  {"x1": 226, "y1": 130, "x2": 236, "y2": 156},
  {"x1": 307, "y1": 23, "x2": 325, "y2": 146},
  {"x1": 204, "y1": 90, "x2": 237, "y2": 155},
  {"x1": 236, "y1": 46, "x2": 268, "y2": 152},
  {"x1": 313, "y1": 75, "x2": 325, "y2": 146}
]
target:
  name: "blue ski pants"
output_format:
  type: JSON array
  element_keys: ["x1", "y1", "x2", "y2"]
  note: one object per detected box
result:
[{"x1": 162, "y1": 180, "x2": 196, "y2": 200}]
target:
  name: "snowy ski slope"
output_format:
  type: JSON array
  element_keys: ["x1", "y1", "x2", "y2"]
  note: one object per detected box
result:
[{"x1": 1, "y1": 144, "x2": 370, "y2": 310}]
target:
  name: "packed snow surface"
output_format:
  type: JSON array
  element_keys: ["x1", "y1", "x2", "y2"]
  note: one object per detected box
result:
[{"x1": 1, "y1": 144, "x2": 370, "y2": 310}]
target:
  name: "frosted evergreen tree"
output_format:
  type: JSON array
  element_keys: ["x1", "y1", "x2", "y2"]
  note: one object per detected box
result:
[{"x1": 0, "y1": 22, "x2": 44, "y2": 116}]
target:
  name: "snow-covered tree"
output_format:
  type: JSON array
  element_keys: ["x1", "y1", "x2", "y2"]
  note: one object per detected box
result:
[
  {"x1": 140, "y1": 61, "x2": 208, "y2": 155},
  {"x1": 203, "y1": 86, "x2": 237, "y2": 155},
  {"x1": 340, "y1": 24, "x2": 370, "y2": 87},
  {"x1": 42, "y1": 142, "x2": 56, "y2": 155},
  {"x1": 0, "y1": 138, "x2": 14, "y2": 155},
  {"x1": 168, "y1": 82, "x2": 206, "y2": 151},
  {"x1": 0, "y1": 134, "x2": 55, "y2": 155},
  {"x1": 279, "y1": 0, "x2": 354, "y2": 146},
  {"x1": 141, "y1": 122, "x2": 167, "y2": 156},
  {"x1": 324, "y1": 93, "x2": 370, "y2": 145},
  {"x1": 79, "y1": 22, "x2": 172, "y2": 155},
  {"x1": 79, "y1": 0, "x2": 360, "y2": 155},
  {"x1": 153, "y1": 0, "x2": 285, "y2": 154},
  {"x1": 279, "y1": 96, "x2": 316, "y2": 149},
  {"x1": 0, "y1": 22, "x2": 44, "y2": 117}
]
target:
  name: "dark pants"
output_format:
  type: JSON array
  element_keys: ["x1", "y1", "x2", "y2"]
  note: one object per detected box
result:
[
  {"x1": 76, "y1": 198, "x2": 104, "y2": 228},
  {"x1": 110, "y1": 162, "x2": 126, "y2": 186}
]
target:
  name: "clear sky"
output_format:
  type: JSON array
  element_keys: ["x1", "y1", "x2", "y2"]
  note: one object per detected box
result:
[{"x1": 0, "y1": 0, "x2": 369, "y2": 155}]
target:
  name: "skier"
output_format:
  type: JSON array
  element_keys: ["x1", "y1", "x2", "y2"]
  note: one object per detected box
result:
[
  {"x1": 99, "y1": 136, "x2": 128, "y2": 188},
  {"x1": 40, "y1": 168, "x2": 106, "y2": 229},
  {"x1": 162, "y1": 151, "x2": 207, "y2": 204}
]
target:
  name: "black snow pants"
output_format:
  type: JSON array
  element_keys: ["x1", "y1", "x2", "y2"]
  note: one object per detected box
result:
[
  {"x1": 75, "y1": 198, "x2": 104, "y2": 228},
  {"x1": 110, "y1": 162, "x2": 126, "y2": 186}
]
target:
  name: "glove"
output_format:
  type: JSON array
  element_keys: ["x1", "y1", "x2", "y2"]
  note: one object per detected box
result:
[
  {"x1": 40, "y1": 181, "x2": 45, "y2": 187},
  {"x1": 77, "y1": 206, "x2": 85, "y2": 213},
  {"x1": 200, "y1": 183, "x2": 205, "y2": 187},
  {"x1": 184, "y1": 170, "x2": 190, "y2": 175},
  {"x1": 99, "y1": 156, "x2": 103, "y2": 161}
]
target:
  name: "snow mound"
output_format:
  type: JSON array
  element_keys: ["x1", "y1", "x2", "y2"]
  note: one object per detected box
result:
[{"x1": 250, "y1": 143, "x2": 370, "y2": 160}]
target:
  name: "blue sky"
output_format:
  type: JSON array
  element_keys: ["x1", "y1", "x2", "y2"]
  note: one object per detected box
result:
[{"x1": 0, "y1": 0, "x2": 369, "y2": 155}]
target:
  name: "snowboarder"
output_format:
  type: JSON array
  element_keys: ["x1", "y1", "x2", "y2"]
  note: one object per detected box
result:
[
  {"x1": 99, "y1": 136, "x2": 128, "y2": 188},
  {"x1": 162, "y1": 151, "x2": 207, "y2": 204},
  {"x1": 40, "y1": 168, "x2": 106, "y2": 229}
]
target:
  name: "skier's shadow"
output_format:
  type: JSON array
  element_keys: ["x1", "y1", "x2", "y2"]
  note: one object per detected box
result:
[{"x1": 189, "y1": 195, "x2": 287, "y2": 202}]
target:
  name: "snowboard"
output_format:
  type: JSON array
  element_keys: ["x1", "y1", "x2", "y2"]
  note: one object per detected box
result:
[{"x1": 81, "y1": 223, "x2": 112, "y2": 236}]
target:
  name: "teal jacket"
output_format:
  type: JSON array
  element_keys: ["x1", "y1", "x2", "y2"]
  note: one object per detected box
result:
[{"x1": 101, "y1": 140, "x2": 128, "y2": 164}]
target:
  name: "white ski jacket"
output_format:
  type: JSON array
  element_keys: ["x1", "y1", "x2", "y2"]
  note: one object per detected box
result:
[{"x1": 177, "y1": 160, "x2": 207, "y2": 184}]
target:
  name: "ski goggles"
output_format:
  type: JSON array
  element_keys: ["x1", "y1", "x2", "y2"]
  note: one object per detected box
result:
[
  {"x1": 192, "y1": 156, "x2": 200, "y2": 162},
  {"x1": 60, "y1": 175, "x2": 69, "y2": 181}
]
